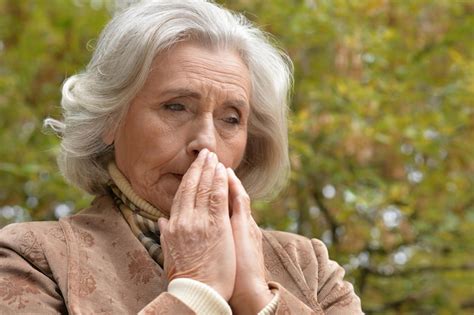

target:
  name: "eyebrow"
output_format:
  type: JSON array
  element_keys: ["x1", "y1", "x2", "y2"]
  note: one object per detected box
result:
[
  {"x1": 161, "y1": 88, "x2": 201, "y2": 100},
  {"x1": 223, "y1": 99, "x2": 249, "y2": 110},
  {"x1": 161, "y1": 88, "x2": 249, "y2": 109}
]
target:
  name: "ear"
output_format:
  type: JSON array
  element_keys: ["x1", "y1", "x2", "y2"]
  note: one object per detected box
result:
[{"x1": 102, "y1": 128, "x2": 115, "y2": 145}]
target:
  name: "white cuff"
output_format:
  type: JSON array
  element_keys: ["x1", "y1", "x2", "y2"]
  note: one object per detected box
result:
[
  {"x1": 258, "y1": 287, "x2": 280, "y2": 315},
  {"x1": 167, "y1": 278, "x2": 231, "y2": 315}
]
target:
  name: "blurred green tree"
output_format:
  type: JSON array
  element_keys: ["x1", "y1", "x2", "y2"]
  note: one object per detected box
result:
[{"x1": 1, "y1": 0, "x2": 473, "y2": 313}]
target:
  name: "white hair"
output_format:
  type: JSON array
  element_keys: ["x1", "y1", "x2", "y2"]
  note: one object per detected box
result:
[{"x1": 45, "y1": 0, "x2": 293, "y2": 200}]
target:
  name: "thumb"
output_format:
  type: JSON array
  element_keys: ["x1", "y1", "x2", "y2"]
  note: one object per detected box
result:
[
  {"x1": 227, "y1": 168, "x2": 240, "y2": 215},
  {"x1": 157, "y1": 218, "x2": 170, "y2": 274},
  {"x1": 227, "y1": 168, "x2": 248, "y2": 221}
]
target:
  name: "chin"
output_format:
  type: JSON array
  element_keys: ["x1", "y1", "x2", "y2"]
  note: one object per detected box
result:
[
  {"x1": 149, "y1": 194, "x2": 173, "y2": 216},
  {"x1": 145, "y1": 177, "x2": 180, "y2": 215}
]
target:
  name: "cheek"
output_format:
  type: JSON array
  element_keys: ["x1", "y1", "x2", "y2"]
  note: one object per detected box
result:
[
  {"x1": 122, "y1": 113, "x2": 181, "y2": 159},
  {"x1": 116, "y1": 119, "x2": 184, "y2": 181},
  {"x1": 219, "y1": 131, "x2": 247, "y2": 169}
]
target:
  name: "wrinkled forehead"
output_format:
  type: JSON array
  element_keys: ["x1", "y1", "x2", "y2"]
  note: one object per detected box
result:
[{"x1": 147, "y1": 41, "x2": 252, "y2": 99}]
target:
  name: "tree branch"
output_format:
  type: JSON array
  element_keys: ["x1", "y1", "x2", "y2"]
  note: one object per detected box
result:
[
  {"x1": 364, "y1": 293, "x2": 424, "y2": 314},
  {"x1": 362, "y1": 263, "x2": 474, "y2": 278},
  {"x1": 312, "y1": 190, "x2": 340, "y2": 245}
]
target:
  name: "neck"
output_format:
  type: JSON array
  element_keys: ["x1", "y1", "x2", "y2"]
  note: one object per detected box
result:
[{"x1": 107, "y1": 162, "x2": 168, "y2": 220}]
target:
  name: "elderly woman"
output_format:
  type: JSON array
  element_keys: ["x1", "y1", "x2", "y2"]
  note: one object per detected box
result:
[{"x1": 0, "y1": 1, "x2": 362, "y2": 314}]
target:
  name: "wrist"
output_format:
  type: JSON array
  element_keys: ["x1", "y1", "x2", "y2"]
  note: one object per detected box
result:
[{"x1": 231, "y1": 287, "x2": 274, "y2": 315}]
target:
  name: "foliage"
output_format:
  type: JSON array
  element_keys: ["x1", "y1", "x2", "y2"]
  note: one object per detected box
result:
[{"x1": 1, "y1": 0, "x2": 473, "y2": 313}]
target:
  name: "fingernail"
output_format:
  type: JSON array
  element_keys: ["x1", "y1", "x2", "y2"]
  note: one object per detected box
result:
[
  {"x1": 199, "y1": 149, "x2": 208, "y2": 159},
  {"x1": 217, "y1": 163, "x2": 225, "y2": 172},
  {"x1": 211, "y1": 152, "x2": 218, "y2": 162}
]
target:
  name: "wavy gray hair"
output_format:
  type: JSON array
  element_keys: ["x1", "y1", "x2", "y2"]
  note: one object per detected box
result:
[{"x1": 45, "y1": 0, "x2": 293, "y2": 200}]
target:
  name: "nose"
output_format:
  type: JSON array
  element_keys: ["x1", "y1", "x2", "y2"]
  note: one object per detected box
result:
[{"x1": 186, "y1": 115, "x2": 217, "y2": 157}]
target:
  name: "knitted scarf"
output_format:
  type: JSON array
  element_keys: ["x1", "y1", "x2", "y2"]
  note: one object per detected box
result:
[{"x1": 108, "y1": 162, "x2": 167, "y2": 266}]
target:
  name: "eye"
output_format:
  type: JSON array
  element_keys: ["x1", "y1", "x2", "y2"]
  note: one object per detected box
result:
[
  {"x1": 164, "y1": 103, "x2": 185, "y2": 111},
  {"x1": 223, "y1": 115, "x2": 240, "y2": 125}
]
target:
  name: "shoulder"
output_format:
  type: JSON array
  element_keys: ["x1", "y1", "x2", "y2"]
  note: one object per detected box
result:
[
  {"x1": 262, "y1": 229, "x2": 363, "y2": 313},
  {"x1": 60, "y1": 194, "x2": 121, "y2": 231},
  {"x1": 262, "y1": 229, "x2": 342, "y2": 283},
  {"x1": 0, "y1": 220, "x2": 65, "y2": 249},
  {"x1": 262, "y1": 229, "x2": 329, "y2": 264},
  {"x1": 0, "y1": 194, "x2": 113, "y2": 242},
  {"x1": 261, "y1": 230, "x2": 327, "y2": 309},
  {"x1": 0, "y1": 195, "x2": 114, "y2": 274},
  {"x1": 263, "y1": 229, "x2": 315, "y2": 245},
  {"x1": 0, "y1": 220, "x2": 65, "y2": 277},
  {"x1": 261, "y1": 230, "x2": 322, "y2": 283}
]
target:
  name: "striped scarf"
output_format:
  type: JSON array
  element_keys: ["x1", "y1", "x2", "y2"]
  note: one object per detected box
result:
[{"x1": 108, "y1": 162, "x2": 167, "y2": 266}]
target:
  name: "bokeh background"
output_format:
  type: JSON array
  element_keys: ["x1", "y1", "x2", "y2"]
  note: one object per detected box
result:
[{"x1": 1, "y1": 0, "x2": 473, "y2": 313}]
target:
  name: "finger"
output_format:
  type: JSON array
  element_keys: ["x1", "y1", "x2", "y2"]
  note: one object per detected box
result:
[
  {"x1": 174, "y1": 148, "x2": 208, "y2": 206},
  {"x1": 194, "y1": 151, "x2": 218, "y2": 212},
  {"x1": 227, "y1": 168, "x2": 251, "y2": 218},
  {"x1": 158, "y1": 218, "x2": 174, "y2": 277},
  {"x1": 172, "y1": 149, "x2": 208, "y2": 217},
  {"x1": 208, "y1": 162, "x2": 229, "y2": 218},
  {"x1": 158, "y1": 217, "x2": 169, "y2": 258}
]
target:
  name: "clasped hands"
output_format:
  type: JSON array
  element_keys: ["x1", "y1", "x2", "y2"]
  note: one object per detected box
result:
[{"x1": 157, "y1": 149, "x2": 274, "y2": 314}]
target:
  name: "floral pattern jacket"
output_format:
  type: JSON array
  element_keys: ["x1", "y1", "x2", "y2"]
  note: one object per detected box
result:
[{"x1": 0, "y1": 195, "x2": 362, "y2": 314}]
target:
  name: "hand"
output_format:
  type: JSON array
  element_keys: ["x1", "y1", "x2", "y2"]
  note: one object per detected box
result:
[
  {"x1": 158, "y1": 149, "x2": 236, "y2": 300},
  {"x1": 227, "y1": 169, "x2": 274, "y2": 314}
]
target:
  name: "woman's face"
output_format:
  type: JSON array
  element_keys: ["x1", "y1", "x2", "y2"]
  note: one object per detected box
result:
[{"x1": 111, "y1": 42, "x2": 251, "y2": 214}]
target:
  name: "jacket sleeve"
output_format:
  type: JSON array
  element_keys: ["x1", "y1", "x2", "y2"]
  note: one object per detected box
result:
[
  {"x1": 138, "y1": 292, "x2": 196, "y2": 315},
  {"x1": 0, "y1": 223, "x2": 66, "y2": 314},
  {"x1": 0, "y1": 223, "x2": 199, "y2": 315},
  {"x1": 263, "y1": 232, "x2": 363, "y2": 314},
  {"x1": 309, "y1": 238, "x2": 363, "y2": 314},
  {"x1": 139, "y1": 278, "x2": 234, "y2": 315}
]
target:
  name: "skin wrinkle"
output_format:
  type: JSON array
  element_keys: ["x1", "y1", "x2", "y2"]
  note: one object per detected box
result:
[
  {"x1": 179, "y1": 68, "x2": 248, "y2": 91},
  {"x1": 180, "y1": 62, "x2": 247, "y2": 81},
  {"x1": 155, "y1": 48, "x2": 250, "y2": 91},
  {"x1": 157, "y1": 54, "x2": 250, "y2": 98},
  {"x1": 195, "y1": 153, "x2": 217, "y2": 211},
  {"x1": 159, "y1": 87, "x2": 249, "y2": 116},
  {"x1": 112, "y1": 42, "x2": 251, "y2": 214},
  {"x1": 157, "y1": 77, "x2": 249, "y2": 114}
]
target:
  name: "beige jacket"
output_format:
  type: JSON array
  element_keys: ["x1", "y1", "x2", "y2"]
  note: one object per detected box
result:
[{"x1": 0, "y1": 195, "x2": 362, "y2": 314}]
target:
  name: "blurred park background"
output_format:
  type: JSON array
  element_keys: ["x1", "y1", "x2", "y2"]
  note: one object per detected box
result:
[{"x1": 0, "y1": 0, "x2": 473, "y2": 313}]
